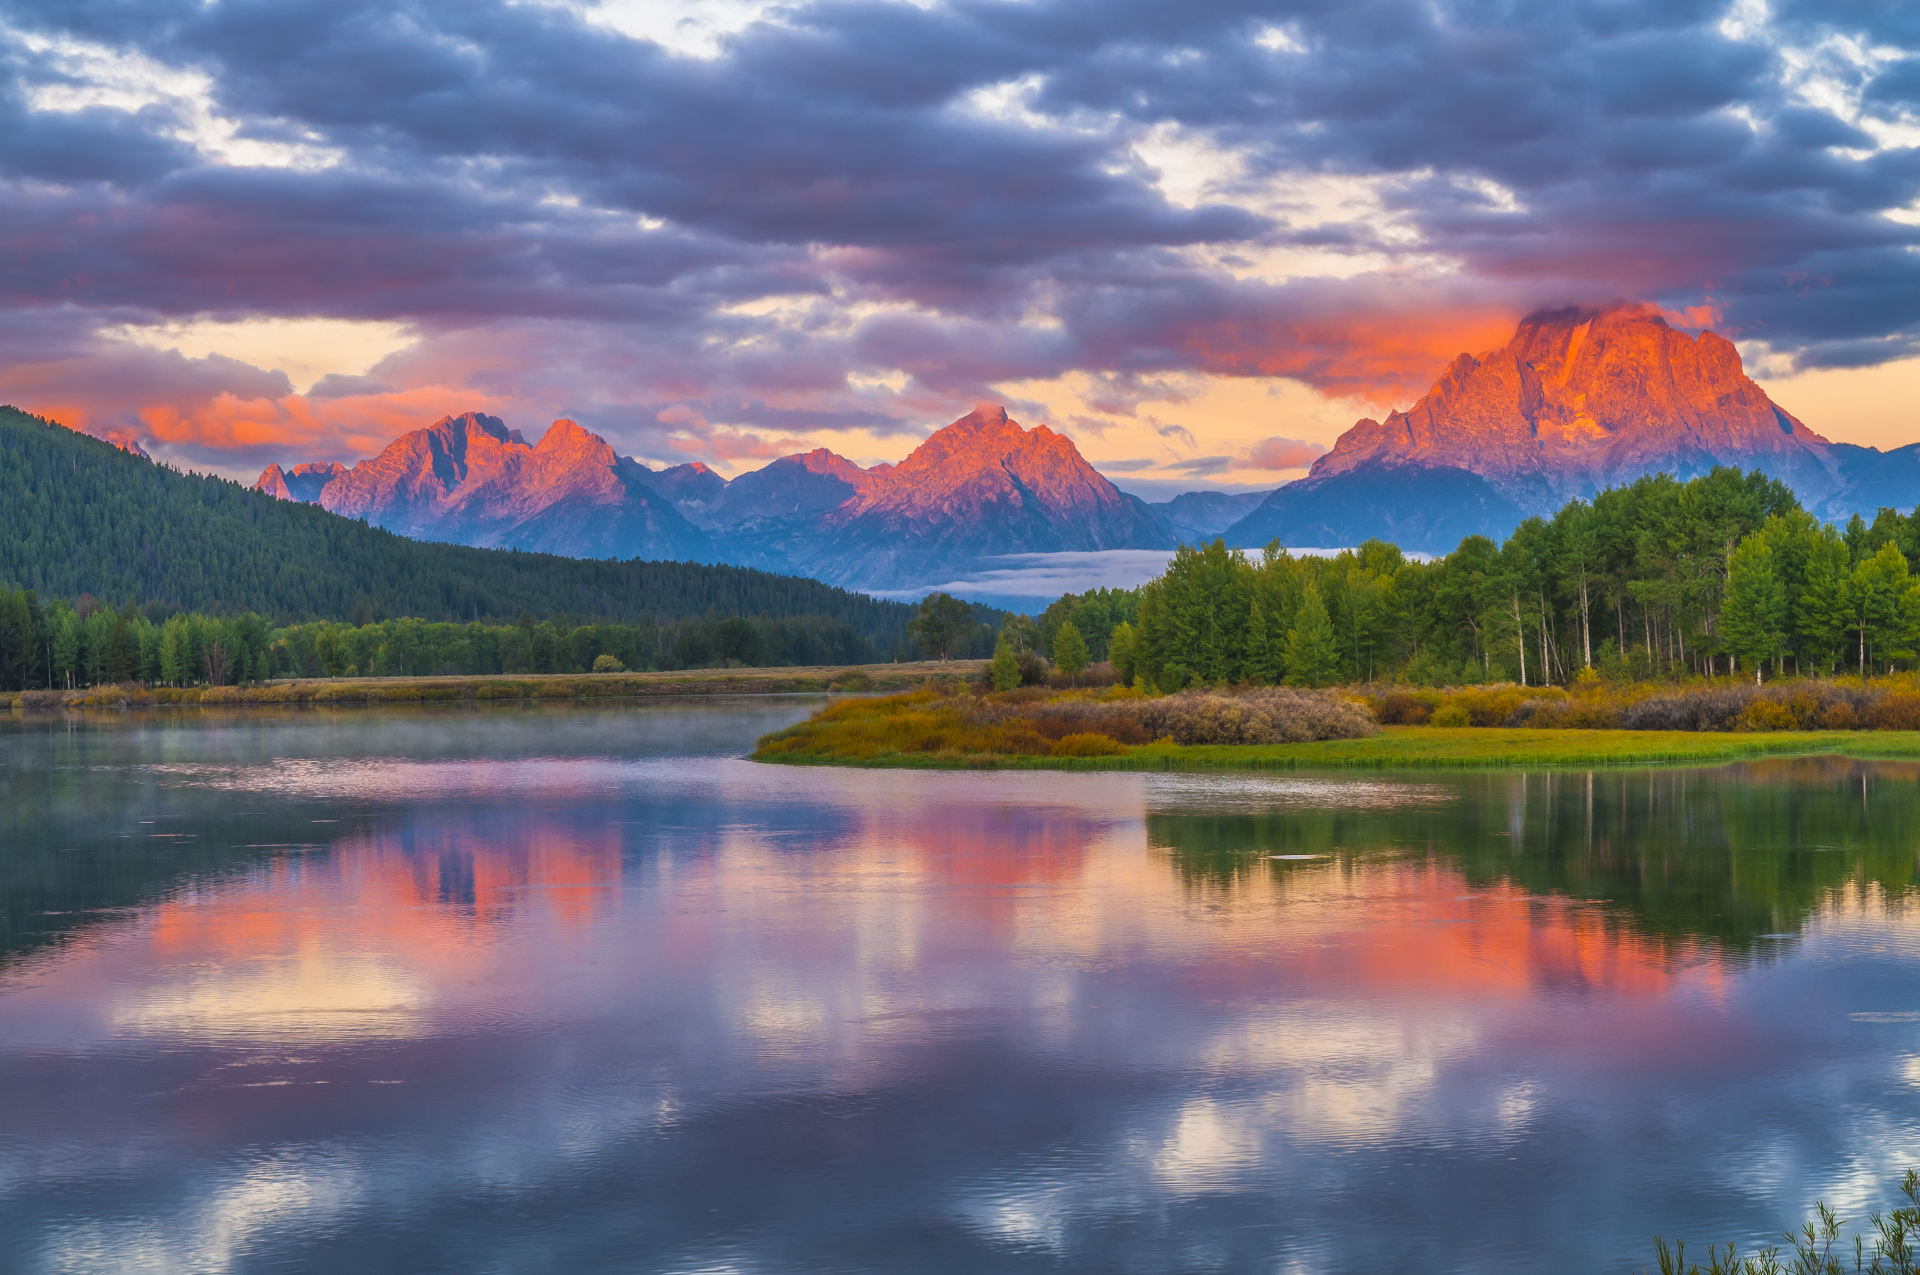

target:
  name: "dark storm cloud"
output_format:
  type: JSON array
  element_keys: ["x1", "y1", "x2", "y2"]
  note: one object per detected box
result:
[{"x1": 3, "y1": 0, "x2": 1920, "y2": 460}]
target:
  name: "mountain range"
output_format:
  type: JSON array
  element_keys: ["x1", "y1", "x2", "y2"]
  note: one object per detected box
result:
[
  {"x1": 253, "y1": 303, "x2": 1920, "y2": 585},
  {"x1": 257, "y1": 405, "x2": 1193, "y2": 590}
]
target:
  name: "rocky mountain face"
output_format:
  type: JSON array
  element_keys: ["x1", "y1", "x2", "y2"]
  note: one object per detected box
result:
[
  {"x1": 256, "y1": 405, "x2": 1176, "y2": 589},
  {"x1": 254, "y1": 413, "x2": 709, "y2": 561},
  {"x1": 1229, "y1": 304, "x2": 1897, "y2": 552},
  {"x1": 800, "y1": 405, "x2": 1168, "y2": 589},
  {"x1": 255, "y1": 461, "x2": 345, "y2": 503}
]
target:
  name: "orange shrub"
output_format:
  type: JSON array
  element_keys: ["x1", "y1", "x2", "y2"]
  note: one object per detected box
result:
[
  {"x1": 1863, "y1": 693, "x2": 1920, "y2": 731},
  {"x1": 1373, "y1": 690, "x2": 1437, "y2": 725},
  {"x1": 1819, "y1": 701, "x2": 1860, "y2": 730}
]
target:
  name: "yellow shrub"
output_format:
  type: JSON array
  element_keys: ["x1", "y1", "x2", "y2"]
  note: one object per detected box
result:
[
  {"x1": 1735, "y1": 699, "x2": 1799, "y2": 732},
  {"x1": 1430, "y1": 703, "x2": 1471, "y2": 728},
  {"x1": 1051, "y1": 731, "x2": 1126, "y2": 757}
]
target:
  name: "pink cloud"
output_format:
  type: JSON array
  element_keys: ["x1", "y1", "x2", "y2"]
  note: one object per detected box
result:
[{"x1": 1243, "y1": 436, "x2": 1328, "y2": 471}]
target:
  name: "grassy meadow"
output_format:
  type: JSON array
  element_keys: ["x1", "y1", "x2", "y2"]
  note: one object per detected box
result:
[{"x1": 751, "y1": 677, "x2": 1920, "y2": 771}]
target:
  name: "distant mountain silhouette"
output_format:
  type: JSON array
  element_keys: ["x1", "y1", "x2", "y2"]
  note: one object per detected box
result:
[{"x1": 1149, "y1": 490, "x2": 1269, "y2": 544}]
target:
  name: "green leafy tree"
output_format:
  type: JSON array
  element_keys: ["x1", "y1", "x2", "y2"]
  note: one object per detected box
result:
[
  {"x1": 1108, "y1": 621, "x2": 1138, "y2": 686},
  {"x1": 51, "y1": 609, "x2": 80, "y2": 689},
  {"x1": 104, "y1": 604, "x2": 138, "y2": 684},
  {"x1": 998, "y1": 613, "x2": 1041, "y2": 654},
  {"x1": 1720, "y1": 537, "x2": 1786, "y2": 682},
  {"x1": 1284, "y1": 582, "x2": 1339, "y2": 687},
  {"x1": 989, "y1": 641, "x2": 1021, "y2": 691},
  {"x1": 1853, "y1": 543, "x2": 1916, "y2": 676},
  {"x1": 1051, "y1": 620, "x2": 1088, "y2": 675},
  {"x1": 159, "y1": 615, "x2": 192, "y2": 685},
  {"x1": 1795, "y1": 528, "x2": 1853, "y2": 674},
  {"x1": 909, "y1": 593, "x2": 973, "y2": 660},
  {"x1": 313, "y1": 625, "x2": 349, "y2": 678}
]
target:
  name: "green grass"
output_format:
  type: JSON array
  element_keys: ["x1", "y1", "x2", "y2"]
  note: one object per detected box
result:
[
  {"x1": 754, "y1": 723, "x2": 1920, "y2": 772},
  {"x1": 0, "y1": 661, "x2": 979, "y2": 712}
]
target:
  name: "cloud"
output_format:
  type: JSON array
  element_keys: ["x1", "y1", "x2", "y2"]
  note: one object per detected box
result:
[
  {"x1": 3, "y1": 0, "x2": 1920, "y2": 467},
  {"x1": 1243, "y1": 436, "x2": 1327, "y2": 471}
]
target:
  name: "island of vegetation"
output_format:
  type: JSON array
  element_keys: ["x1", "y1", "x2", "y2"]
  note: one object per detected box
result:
[{"x1": 757, "y1": 466, "x2": 1920, "y2": 771}]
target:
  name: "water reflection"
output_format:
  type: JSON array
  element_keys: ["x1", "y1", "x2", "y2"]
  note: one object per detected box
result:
[{"x1": 4, "y1": 705, "x2": 1920, "y2": 1272}]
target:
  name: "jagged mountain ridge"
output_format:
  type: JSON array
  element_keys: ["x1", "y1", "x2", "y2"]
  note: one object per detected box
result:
[
  {"x1": 259, "y1": 412, "x2": 710, "y2": 561},
  {"x1": 801, "y1": 405, "x2": 1168, "y2": 589},
  {"x1": 257, "y1": 405, "x2": 1175, "y2": 589},
  {"x1": 1229, "y1": 304, "x2": 1904, "y2": 552}
]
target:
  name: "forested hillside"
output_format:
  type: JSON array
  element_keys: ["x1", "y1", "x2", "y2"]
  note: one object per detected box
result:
[{"x1": 0, "y1": 406, "x2": 913, "y2": 646}]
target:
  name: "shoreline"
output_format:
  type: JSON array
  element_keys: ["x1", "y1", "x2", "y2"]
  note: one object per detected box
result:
[
  {"x1": 752, "y1": 724, "x2": 1920, "y2": 772},
  {"x1": 0, "y1": 661, "x2": 983, "y2": 712}
]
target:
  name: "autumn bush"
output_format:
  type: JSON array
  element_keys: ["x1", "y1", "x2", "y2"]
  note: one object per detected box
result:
[
  {"x1": 1051, "y1": 731, "x2": 1129, "y2": 757},
  {"x1": 755, "y1": 683, "x2": 1376, "y2": 761},
  {"x1": 1372, "y1": 690, "x2": 1439, "y2": 725},
  {"x1": 1383, "y1": 673, "x2": 1920, "y2": 733}
]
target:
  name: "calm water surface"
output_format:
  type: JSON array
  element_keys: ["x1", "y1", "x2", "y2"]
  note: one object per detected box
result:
[{"x1": 5, "y1": 700, "x2": 1920, "y2": 1272}]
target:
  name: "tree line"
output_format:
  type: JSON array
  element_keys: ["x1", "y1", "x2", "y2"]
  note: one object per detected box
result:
[
  {"x1": 0, "y1": 596, "x2": 923, "y2": 691},
  {"x1": 1025, "y1": 468, "x2": 1920, "y2": 690}
]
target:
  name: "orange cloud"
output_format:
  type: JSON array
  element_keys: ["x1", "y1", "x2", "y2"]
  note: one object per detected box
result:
[
  {"x1": 1242, "y1": 436, "x2": 1326, "y2": 471},
  {"x1": 127, "y1": 385, "x2": 514, "y2": 468},
  {"x1": 667, "y1": 427, "x2": 812, "y2": 462},
  {"x1": 1177, "y1": 305, "x2": 1522, "y2": 405}
]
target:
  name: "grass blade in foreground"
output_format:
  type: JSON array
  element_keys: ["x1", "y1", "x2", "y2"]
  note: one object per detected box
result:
[{"x1": 1653, "y1": 1170, "x2": 1920, "y2": 1274}]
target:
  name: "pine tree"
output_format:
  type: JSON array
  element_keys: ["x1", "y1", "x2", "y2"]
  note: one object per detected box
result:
[
  {"x1": 1244, "y1": 599, "x2": 1273, "y2": 684},
  {"x1": 1285, "y1": 582, "x2": 1339, "y2": 687}
]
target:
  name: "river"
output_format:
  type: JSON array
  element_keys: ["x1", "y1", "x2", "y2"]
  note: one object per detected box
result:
[{"x1": 3, "y1": 700, "x2": 1920, "y2": 1272}]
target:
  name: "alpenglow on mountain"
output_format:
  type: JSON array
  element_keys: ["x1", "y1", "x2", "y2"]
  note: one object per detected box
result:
[
  {"x1": 257, "y1": 405, "x2": 1173, "y2": 591},
  {"x1": 1228, "y1": 303, "x2": 1920, "y2": 552},
  {"x1": 257, "y1": 306, "x2": 1920, "y2": 581}
]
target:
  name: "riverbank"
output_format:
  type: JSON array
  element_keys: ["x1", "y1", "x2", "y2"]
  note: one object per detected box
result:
[
  {"x1": 0, "y1": 661, "x2": 982, "y2": 711},
  {"x1": 751, "y1": 687, "x2": 1920, "y2": 770},
  {"x1": 757, "y1": 723, "x2": 1920, "y2": 770}
]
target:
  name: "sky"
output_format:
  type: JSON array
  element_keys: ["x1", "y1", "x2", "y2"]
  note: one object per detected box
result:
[{"x1": 5, "y1": 0, "x2": 1920, "y2": 490}]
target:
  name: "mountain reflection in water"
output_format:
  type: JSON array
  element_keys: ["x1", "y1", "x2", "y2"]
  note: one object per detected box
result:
[{"x1": 3, "y1": 704, "x2": 1920, "y2": 1273}]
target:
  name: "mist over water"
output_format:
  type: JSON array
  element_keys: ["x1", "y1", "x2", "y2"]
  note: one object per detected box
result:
[{"x1": 4, "y1": 703, "x2": 1920, "y2": 1272}]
